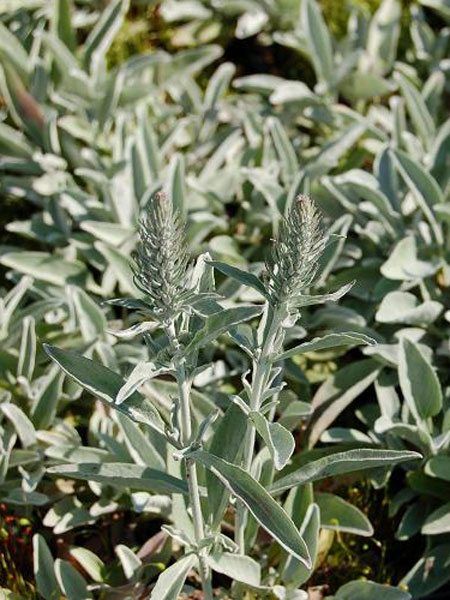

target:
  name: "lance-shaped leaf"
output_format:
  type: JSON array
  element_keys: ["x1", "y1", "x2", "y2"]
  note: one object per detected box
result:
[
  {"x1": 283, "y1": 502, "x2": 320, "y2": 588},
  {"x1": 422, "y1": 502, "x2": 450, "y2": 535},
  {"x1": 207, "y1": 552, "x2": 261, "y2": 586},
  {"x1": 53, "y1": 0, "x2": 76, "y2": 51},
  {"x1": 398, "y1": 338, "x2": 442, "y2": 420},
  {"x1": 269, "y1": 449, "x2": 421, "y2": 495},
  {"x1": 395, "y1": 72, "x2": 435, "y2": 149},
  {"x1": 309, "y1": 359, "x2": 380, "y2": 448},
  {"x1": 46, "y1": 463, "x2": 188, "y2": 495},
  {"x1": 55, "y1": 559, "x2": 92, "y2": 600},
  {"x1": 44, "y1": 345, "x2": 166, "y2": 435},
  {"x1": 291, "y1": 282, "x2": 354, "y2": 308},
  {"x1": 316, "y1": 493, "x2": 373, "y2": 536},
  {"x1": 83, "y1": 0, "x2": 129, "y2": 72},
  {"x1": 150, "y1": 554, "x2": 197, "y2": 600},
  {"x1": 0, "y1": 251, "x2": 87, "y2": 287},
  {"x1": 189, "y1": 450, "x2": 311, "y2": 567},
  {"x1": 208, "y1": 261, "x2": 269, "y2": 299},
  {"x1": 116, "y1": 361, "x2": 170, "y2": 405},
  {"x1": 277, "y1": 332, "x2": 375, "y2": 361},
  {"x1": 301, "y1": 0, "x2": 334, "y2": 88},
  {"x1": 249, "y1": 412, "x2": 295, "y2": 471},
  {"x1": 33, "y1": 534, "x2": 59, "y2": 600},
  {"x1": 184, "y1": 305, "x2": 263, "y2": 355},
  {"x1": 0, "y1": 22, "x2": 30, "y2": 83},
  {"x1": 69, "y1": 548, "x2": 104, "y2": 584},
  {"x1": 391, "y1": 149, "x2": 443, "y2": 244},
  {"x1": 0, "y1": 403, "x2": 36, "y2": 448},
  {"x1": 115, "y1": 545, "x2": 142, "y2": 580},
  {"x1": 207, "y1": 403, "x2": 247, "y2": 530}
]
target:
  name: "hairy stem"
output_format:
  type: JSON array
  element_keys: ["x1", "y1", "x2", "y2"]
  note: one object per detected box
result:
[
  {"x1": 167, "y1": 322, "x2": 213, "y2": 599},
  {"x1": 235, "y1": 305, "x2": 283, "y2": 552}
]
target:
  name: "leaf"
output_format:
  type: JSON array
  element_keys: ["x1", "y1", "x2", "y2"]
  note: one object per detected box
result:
[
  {"x1": 44, "y1": 345, "x2": 165, "y2": 434},
  {"x1": 422, "y1": 502, "x2": 450, "y2": 535},
  {"x1": 163, "y1": 45, "x2": 223, "y2": 81},
  {"x1": 233, "y1": 74, "x2": 286, "y2": 94},
  {"x1": 116, "y1": 412, "x2": 165, "y2": 471},
  {"x1": 166, "y1": 153, "x2": 186, "y2": 217},
  {"x1": 277, "y1": 332, "x2": 375, "y2": 361},
  {"x1": 116, "y1": 545, "x2": 142, "y2": 580},
  {"x1": 79, "y1": 221, "x2": 133, "y2": 246},
  {"x1": 83, "y1": 0, "x2": 129, "y2": 72},
  {"x1": 208, "y1": 261, "x2": 269, "y2": 299},
  {"x1": 45, "y1": 445, "x2": 113, "y2": 464},
  {"x1": 270, "y1": 81, "x2": 319, "y2": 107},
  {"x1": 267, "y1": 116, "x2": 299, "y2": 185},
  {"x1": 70, "y1": 287, "x2": 107, "y2": 342},
  {"x1": 335, "y1": 580, "x2": 411, "y2": 599},
  {"x1": 150, "y1": 554, "x2": 197, "y2": 600},
  {"x1": 425, "y1": 456, "x2": 450, "y2": 481},
  {"x1": 190, "y1": 450, "x2": 311, "y2": 567},
  {"x1": 17, "y1": 315, "x2": 36, "y2": 380},
  {"x1": 0, "y1": 122, "x2": 33, "y2": 158},
  {"x1": 53, "y1": 0, "x2": 76, "y2": 51},
  {"x1": 249, "y1": 412, "x2": 295, "y2": 471},
  {"x1": 291, "y1": 282, "x2": 354, "y2": 308},
  {"x1": 46, "y1": 463, "x2": 188, "y2": 495},
  {"x1": 0, "y1": 21, "x2": 30, "y2": 83},
  {"x1": 184, "y1": 305, "x2": 263, "y2": 355},
  {"x1": 54, "y1": 559, "x2": 92, "y2": 600},
  {"x1": 0, "y1": 404, "x2": 36, "y2": 448},
  {"x1": 69, "y1": 548, "x2": 104, "y2": 583},
  {"x1": 116, "y1": 362, "x2": 169, "y2": 405},
  {"x1": 395, "y1": 72, "x2": 435, "y2": 149},
  {"x1": 301, "y1": 0, "x2": 334, "y2": 88},
  {"x1": 282, "y1": 502, "x2": 320, "y2": 588},
  {"x1": 206, "y1": 552, "x2": 261, "y2": 586},
  {"x1": 31, "y1": 367, "x2": 64, "y2": 430},
  {"x1": 364, "y1": 0, "x2": 401, "y2": 75},
  {"x1": 269, "y1": 449, "x2": 421, "y2": 495},
  {"x1": 33, "y1": 534, "x2": 59, "y2": 600},
  {"x1": 203, "y1": 62, "x2": 235, "y2": 110},
  {"x1": 380, "y1": 236, "x2": 438, "y2": 281},
  {"x1": 391, "y1": 149, "x2": 443, "y2": 244},
  {"x1": 0, "y1": 251, "x2": 87, "y2": 287},
  {"x1": 376, "y1": 291, "x2": 442, "y2": 325},
  {"x1": 400, "y1": 543, "x2": 450, "y2": 599},
  {"x1": 316, "y1": 493, "x2": 373, "y2": 536},
  {"x1": 207, "y1": 403, "x2": 248, "y2": 530},
  {"x1": 308, "y1": 359, "x2": 380, "y2": 448},
  {"x1": 136, "y1": 105, "x2": 160, "y2": 183},
  {"x1": 236, "y1": 8, "x2": 268, "y2": 39},
  {"x1": 95, "y1": 242, "x2": 138, "y2": 295},
  {"x1": 340, "y1": 72, "x2": 395, "y2": 101},
  {"x1": 398, "y1": 338, "x2": 442, "y2": 420},
  {"x1": 396, "y1": 502, "x2": 424, "y2": 541}
]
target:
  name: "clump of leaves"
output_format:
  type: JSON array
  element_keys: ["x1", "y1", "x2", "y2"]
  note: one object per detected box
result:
[{"x1": 43, "y1": 191, "x2": 419, "y2": 599}]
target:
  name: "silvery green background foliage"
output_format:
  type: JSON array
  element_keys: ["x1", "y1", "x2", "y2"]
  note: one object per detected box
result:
[{"x1": 0, "y1": 0, "x2": 449, "y2": 598}]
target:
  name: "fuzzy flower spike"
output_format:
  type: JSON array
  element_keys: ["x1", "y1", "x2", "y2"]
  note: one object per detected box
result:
[
  {"x1": 265, "y1": 195, "x2": 328, "y2": 307},
  {"x1": 132, "y1": 191, "x2": 189, "y2": 320}
]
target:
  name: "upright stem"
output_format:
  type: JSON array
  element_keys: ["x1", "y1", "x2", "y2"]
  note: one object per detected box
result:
[
  {"x1": 235, "y1": 305, "x2": 282, "y2": 552},
  {"x1": 167, "y1": 322, "x2": 213, "y2": 599}
]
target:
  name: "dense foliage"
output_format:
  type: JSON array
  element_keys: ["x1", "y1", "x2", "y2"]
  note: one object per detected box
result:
[{"x1": 0, "y1": 0, "x2": 449, "y2": 598}]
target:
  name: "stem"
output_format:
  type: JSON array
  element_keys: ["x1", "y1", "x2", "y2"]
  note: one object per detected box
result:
[
  {"x1": 167, "y1": 322, "x2": 213, "y2": 599},
  {"x1": 235, "y1": 305, "x2": 283, "y2": 552}
]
